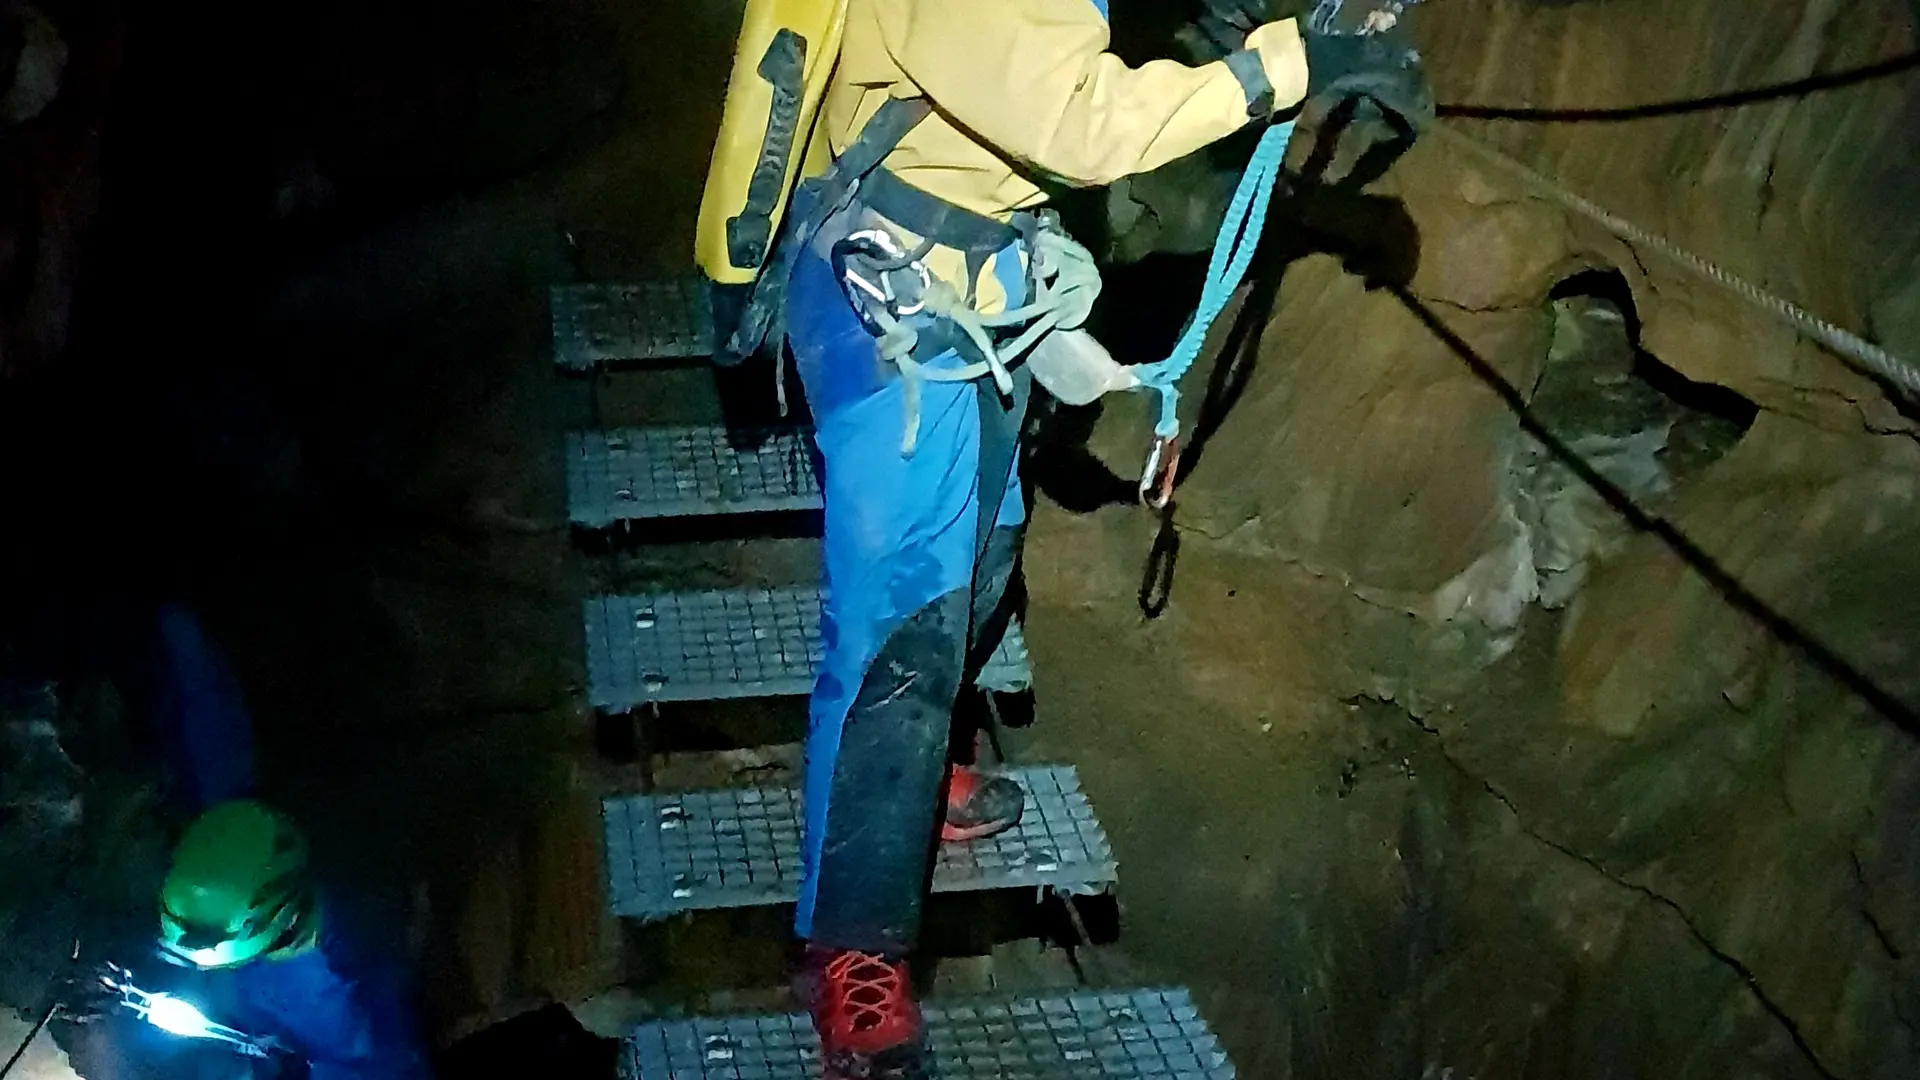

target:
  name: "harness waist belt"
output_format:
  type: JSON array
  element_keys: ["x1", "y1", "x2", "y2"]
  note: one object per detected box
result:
[{"x1": 858, "y1": 166, "x2": 1021, "y2": 255}]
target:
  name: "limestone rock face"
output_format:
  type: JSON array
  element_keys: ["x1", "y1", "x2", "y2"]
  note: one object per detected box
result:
[{"x1": 1029, "y1": 1, "x2": 1920, "y2": 1075}]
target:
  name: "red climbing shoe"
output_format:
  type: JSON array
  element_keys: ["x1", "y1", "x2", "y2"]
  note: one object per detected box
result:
[
  {"x1": 801, "y1": 948, "x2": 926, "y2": 1080},
  {"x1": 941, "y1": 764, "x2": 1025, "y2": 842}
]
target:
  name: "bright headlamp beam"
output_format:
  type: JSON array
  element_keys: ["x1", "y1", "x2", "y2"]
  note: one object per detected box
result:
[{"x1": 142, "y1": 994, "x2": 221, "y2": 1040}]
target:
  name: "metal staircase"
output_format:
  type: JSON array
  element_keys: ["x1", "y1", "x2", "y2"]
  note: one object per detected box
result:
[{"x1": 553, "y1": 281, "x2": 1237, "y2": 1078}]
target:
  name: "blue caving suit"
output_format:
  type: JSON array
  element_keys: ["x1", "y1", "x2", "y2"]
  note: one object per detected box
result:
[
  {"x1": 123, "y1": 891, "x2": 432, "y2": 1080},
  {"x1": 215, "y1": 892, "x2": 432, "y2": 1080},
  {"x1": 128, "y1": 603, "x2": 434, "y2": 1080}
]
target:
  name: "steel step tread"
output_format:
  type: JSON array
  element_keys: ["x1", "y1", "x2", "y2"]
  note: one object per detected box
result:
[
  {"x1": 567, "y1": 425, "x2": 821, "y2": 526},
  {"x1": 602, "y1": 764, "x2": 1117, "y2": 920},
  {"x1": 584, "y1": 586, "x2": 823, "y2": 711},
  {"x1": 584, "y1": 585, "x2": 1031, "y2": 712},
  {"x1": 624, "y1": 986, "x2": 1233, "y2": 1079},
  {"x1": 550, "y1": 279, "x2": 712, "y2": 369}
]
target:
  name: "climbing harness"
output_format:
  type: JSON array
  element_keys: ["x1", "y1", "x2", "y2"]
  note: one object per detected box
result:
[
  {"x1": 834, "y1": 211, "x2": 1112, "y2": 453},
  {"x1": 1129, "y1": 118, "x2": 1299, "y2": 509},
  {"x1": 1426, "y1": 123, "x2": 1920, "y2": 399},
  {"x1": 723, "y1": 95, "x2": 936, "y2": 364},
  {"x1": 829, "y1": 113, "x2": 1302, "y2": 486}
]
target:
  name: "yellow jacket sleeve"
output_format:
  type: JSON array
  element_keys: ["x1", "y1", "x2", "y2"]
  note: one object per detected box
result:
[{"x1": 873, "y1": 0, "x2": 1307, "y2": 187}]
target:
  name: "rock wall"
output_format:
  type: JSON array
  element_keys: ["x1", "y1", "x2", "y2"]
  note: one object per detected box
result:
[
  {"x1": 1426, "y1": 0, "x2": 1919, "y2": 426},
  {"x1": 1033, "y1": 1, "x2": 1920, "y2": 1075},
  {"x1": 0, "y1": 1, "x2": 121, "y2": 382}
]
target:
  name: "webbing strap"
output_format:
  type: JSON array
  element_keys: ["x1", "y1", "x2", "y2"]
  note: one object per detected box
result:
[
  {"x1": 858, "y1": 167, "x2": 1021, "y2": 254},
  {"x1": 719, "y1": 97, "x2": 932, "y2": 361},
  {"x1": 1222, "y1": 48, "x2": 1277, "y2": 119},
  {"x1": 832, "y1": 97, "x2": 935, "y2": 194}
]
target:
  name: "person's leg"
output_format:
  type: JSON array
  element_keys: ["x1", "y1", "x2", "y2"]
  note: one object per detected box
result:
[
  {"x1": 943, "y1": 245, "x2": 1035, "y2": 828},
  {"x1": 787, "y1": 248, "x2": 986, "y2": 958},
  {"x1": 967, "y1": 246, "x2": 1037, "y2": 691},
  {"x1": 785, "y1": 245, "x2": 991, "y2": 1078},
  {"x1": 966, "y1": 370, "x2": 1028, "y2": 675},
  {"x1": 941, "y1": 371, "x2": 1033, "y2": 839}
]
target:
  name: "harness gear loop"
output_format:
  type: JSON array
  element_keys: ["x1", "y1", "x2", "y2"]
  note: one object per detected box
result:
[
  {"x1": 837, "y1": 212, "x2": 1106, "y2": 454},
  {"x1": 834, "y1": 229, "x2": 934, "y2": 323}
]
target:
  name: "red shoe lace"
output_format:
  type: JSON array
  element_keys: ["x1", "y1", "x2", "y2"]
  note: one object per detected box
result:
[
  {"x1": 945, "y1": 764, "x2": 981, "y2": 812},
  {"x1": 822, "y1": 951, "x2": 914, "y2": 1047}
]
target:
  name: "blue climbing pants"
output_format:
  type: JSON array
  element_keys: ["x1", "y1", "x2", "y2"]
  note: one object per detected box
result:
[{"x1": 786, "y1": 237, "x2": 1030, "y2": 956}]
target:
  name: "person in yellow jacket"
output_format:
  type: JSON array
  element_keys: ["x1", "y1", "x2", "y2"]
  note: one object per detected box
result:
[{"x1": 768, "y1": 2, "x2": 1428, "y2": 1075}]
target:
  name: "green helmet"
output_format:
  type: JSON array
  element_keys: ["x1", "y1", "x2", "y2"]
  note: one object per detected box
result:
[{"x1": 159, "y1": 800, "x2": 317, "y2": 969}]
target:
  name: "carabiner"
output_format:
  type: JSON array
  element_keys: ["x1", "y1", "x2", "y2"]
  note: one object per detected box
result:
[
  {"x1": 844, "y1": 228, "x2": 932, "y2": 315},
  {"x1": 1138, "y1": 434, "x2": 1181, "y2": 511}
]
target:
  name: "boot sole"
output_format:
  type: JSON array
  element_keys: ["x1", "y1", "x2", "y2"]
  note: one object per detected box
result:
[{"x1": 939, "y1": 817, "x2": 1019, "y2": 843}]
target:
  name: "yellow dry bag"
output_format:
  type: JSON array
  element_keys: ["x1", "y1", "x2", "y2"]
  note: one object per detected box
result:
[{"x1": 695, "y1": 0, "x2": 849, "y2": 286}]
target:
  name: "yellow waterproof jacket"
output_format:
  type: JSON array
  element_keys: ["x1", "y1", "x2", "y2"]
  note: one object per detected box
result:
[{"x1": 824, "y1": 0, "x2": 1308, "y2": 310}]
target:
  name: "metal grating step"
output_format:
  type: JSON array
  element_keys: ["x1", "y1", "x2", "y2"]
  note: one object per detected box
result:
[
  {"x1": 624, "y1": 987, "x2": 1234, "y2": 1079},
  {"x1": 586, "y1": 585, "x2": 1033, "y2": 712},
  {"x1": 584, "y1": 586, "x2": 824, "y2": 711},
  {"x1": 550, "y1": 279, "x2": 713, "y2": 369},
  {"x1": 567, "y1": 425, "x2": 822, "y2": 526},
  {"x1": 602, "y1": 765, "x2": 1116, "y2": 920},
  {"x1": 976, "y1": 620, "x2": 1032, "y2": 695}
]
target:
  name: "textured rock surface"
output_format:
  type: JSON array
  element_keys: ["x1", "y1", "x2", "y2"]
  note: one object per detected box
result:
[
  {"x1": 1425, "y1": 0, "x2": 1920, "y2": 417},
  {"x1": 1023, "y1": 0, "x2": 1920, "y2": 1076},
  {"x1": 0, "y1": 1013, "x2": 81, "y2": 1080},
  {"x1": 0, "y1": 2, "x2": 119, "y2": 382}
]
